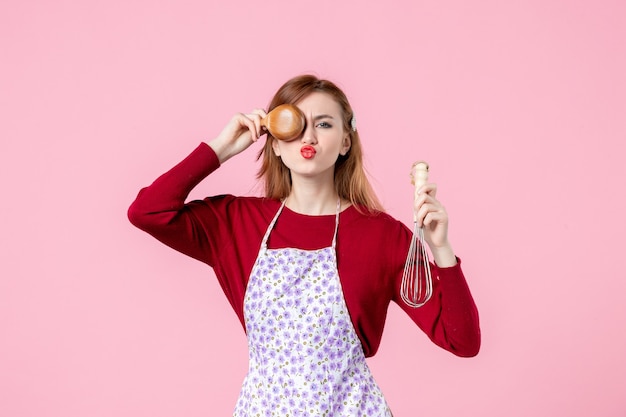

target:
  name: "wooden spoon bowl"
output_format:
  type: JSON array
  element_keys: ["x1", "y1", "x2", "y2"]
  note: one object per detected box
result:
[{"x1": 261, "y1": 104, "x2": 305, "y2": 141}]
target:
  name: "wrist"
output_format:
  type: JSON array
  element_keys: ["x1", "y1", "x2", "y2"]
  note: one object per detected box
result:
[
  {"x1": 430, "y1": 243, "x2": 457, "y2": 268},
  {"x1": 206, "y1": 139, "x2": 231, "y2": 164}
]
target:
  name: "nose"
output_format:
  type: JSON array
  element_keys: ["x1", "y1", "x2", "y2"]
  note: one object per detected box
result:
[{"x1": 300, "y1": 119, "x2": 317, "y2": 144}]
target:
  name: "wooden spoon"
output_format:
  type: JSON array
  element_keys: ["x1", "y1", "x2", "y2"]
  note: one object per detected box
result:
[{"x1": 261, "y1": 104, "x2": 305, "y2": 141}]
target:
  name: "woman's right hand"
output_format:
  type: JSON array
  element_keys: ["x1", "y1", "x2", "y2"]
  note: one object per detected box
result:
[{"x1": 207, "y1": 109, "x2": 268, "y2": 164}]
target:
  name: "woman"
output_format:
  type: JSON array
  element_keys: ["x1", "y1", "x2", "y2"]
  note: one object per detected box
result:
[{"x1": 128, "y1": 75, "x2": 480, "y2": 416}]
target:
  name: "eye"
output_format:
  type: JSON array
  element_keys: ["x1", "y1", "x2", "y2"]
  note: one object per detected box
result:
[{"x1": 316, "y1": 121, "x2": 332, "y2": 128}]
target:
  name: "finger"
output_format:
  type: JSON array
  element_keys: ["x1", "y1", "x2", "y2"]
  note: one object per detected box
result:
[
  {"x1": 416, "y1": 198, "x2": 447, "y2": 225},
  {"x1": 423, "y1": 210, "x2": 448, "y2": 228},
  {"x1": 247, "y1": 110, "x2": 268, "y2": 139},
  {"x1": 414, "y1": 192, "x2": 442, "y2": 213},
  {"x1": 415, "y1": 202, "x2": 437, "y2": 227},
  {"x1": 250, "y1": 108, "x2": 267, "y2": 118},
  {"x1": 417, "y1": 183, "x2": 437, "y2": 198},
  {"x1": 237, "y1": 113, "x2": 259, "y2": 142},
  {"x1": 249, "y1": 112, "x2": 264, "y2": 140}
]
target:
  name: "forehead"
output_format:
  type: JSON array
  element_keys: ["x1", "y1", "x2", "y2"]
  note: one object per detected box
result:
[{"x1": 295, "y1": 92, "x2": 343, "y2": 116}]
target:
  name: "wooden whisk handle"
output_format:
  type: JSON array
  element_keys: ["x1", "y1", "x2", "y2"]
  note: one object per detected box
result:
[{"x1": 411, "y1": 161, "x2": 429, "y2": 222}]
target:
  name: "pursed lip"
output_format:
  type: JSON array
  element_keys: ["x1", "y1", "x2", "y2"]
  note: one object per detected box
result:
[{"x1": 300, "y1": 145, "x2": 316, "y2": 159}]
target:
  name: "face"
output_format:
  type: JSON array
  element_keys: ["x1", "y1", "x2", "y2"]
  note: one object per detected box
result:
[{"x1": 271, "y1": 92, "x2": 351, "y2": 181}]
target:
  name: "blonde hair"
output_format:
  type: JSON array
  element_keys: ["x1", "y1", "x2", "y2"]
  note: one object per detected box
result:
[{"x1": 257, "y1": 75, "x2": 383, "y2": 214}]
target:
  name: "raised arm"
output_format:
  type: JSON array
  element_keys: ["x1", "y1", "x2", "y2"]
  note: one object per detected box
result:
[
  {"x1": 127, "y1": 143, "x2": 223, "y2": 264},
  {"x1": 128, "y1": 109, "x2": 268, "y2": 263}
]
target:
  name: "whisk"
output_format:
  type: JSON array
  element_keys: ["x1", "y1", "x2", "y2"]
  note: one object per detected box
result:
[{"x1": 400, "y1": 161, "x2": 433, "y2": 308}]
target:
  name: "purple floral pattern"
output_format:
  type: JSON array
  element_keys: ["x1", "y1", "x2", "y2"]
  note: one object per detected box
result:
[{"x1": 234, "y1": 204, "x2": 392, "y2": 416}]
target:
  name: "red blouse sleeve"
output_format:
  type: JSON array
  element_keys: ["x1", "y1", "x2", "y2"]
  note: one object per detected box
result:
[
  {"x1": 389, "y1": 225, "x2": 481, "y2": 357},
  {"x1": 127, "y1": 143, "x2": 226, "y2": 265}
]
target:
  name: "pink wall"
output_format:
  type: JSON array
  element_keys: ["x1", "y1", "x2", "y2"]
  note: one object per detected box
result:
[{"x1": 1, "y1": 1, "x2": 625, "y2": 416}]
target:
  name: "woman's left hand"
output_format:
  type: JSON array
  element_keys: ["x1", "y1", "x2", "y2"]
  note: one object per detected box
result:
[{"x1": 414, "y1": 183, "x2": 457, "y2": 267}]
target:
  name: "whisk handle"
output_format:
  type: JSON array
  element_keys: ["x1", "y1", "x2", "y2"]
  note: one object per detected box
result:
[{"x1": 411, "y1": 161, "x2": 429, "y2": 222}]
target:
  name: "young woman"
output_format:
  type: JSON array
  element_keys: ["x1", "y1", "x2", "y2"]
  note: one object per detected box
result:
[{"x1": 128, "y1": 75, "x2": 480, "y2": 416}]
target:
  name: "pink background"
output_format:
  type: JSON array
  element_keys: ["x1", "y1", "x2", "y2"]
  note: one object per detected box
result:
[{"x1": 1, "y1": 1, "x2": 625, "y2": 416}]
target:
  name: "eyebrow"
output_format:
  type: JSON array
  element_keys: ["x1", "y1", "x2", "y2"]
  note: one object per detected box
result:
[{"x1": 313, "y1": 114, "x2": 335, "y2": 121}]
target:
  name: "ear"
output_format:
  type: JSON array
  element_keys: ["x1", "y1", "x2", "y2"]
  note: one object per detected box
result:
[
  {"x1": 340, "y1": 134, "x2": 351, "y2": 156},
  {"x1": 271, "y1": 139, "x2": 281, "y2": 156}
]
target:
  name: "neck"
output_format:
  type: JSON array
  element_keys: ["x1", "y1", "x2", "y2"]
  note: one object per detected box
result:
[{"x1": 286, "y1": 175, "x2": 340, "y2": 215}]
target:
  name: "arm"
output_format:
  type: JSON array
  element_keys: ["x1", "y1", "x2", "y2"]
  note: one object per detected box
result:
[
  {"x1": 394, "y1": 183, "x2": 481, "y2": 356},
  {"x1": 391, "y1": 237, "x2": 481, "y2": 357},
  {"x1": 394, "y1": 258, "x2": 481, "y2": 357},
  {"x1": 128, "y1": 109, "x2": 269, "y2": 263},
  {"x1": 127, "y1": 143, "x2": 227, "y2": 264}
]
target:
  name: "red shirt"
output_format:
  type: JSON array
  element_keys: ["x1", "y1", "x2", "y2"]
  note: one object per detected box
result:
[{"x1": 128, "y1": 143, "x2": 480, "y2": 357}]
